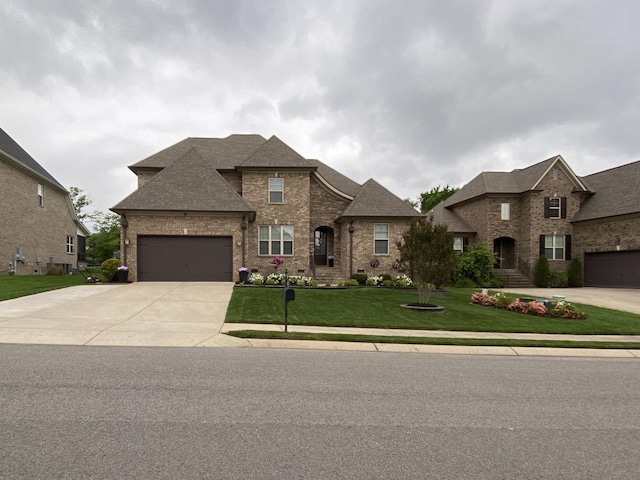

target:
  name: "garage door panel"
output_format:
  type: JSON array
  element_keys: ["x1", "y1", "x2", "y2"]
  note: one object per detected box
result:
[
  {"x1": 138, "y1": 236, "x2": 232, "y2": 282},
  {"x1": 584, "y1": 251, "x2": 640, "y2": 288}
]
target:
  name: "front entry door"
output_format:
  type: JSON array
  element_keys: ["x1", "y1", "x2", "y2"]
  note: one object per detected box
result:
[{"x1": 314, "y1": 229, "x2": 327, "y2": 266}]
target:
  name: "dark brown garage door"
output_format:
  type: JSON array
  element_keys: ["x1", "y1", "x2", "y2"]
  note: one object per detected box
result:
[
  {"x1": 138, "y1": 236, "x2": 233, "y2": 281},
  {"x1": 584, "y1": 250, "x2": 640, "y2": 288}
]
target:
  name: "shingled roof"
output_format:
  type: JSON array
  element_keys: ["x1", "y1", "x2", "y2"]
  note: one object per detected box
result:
[
  {"x1": 239, "y1": 135, "x2": 315, "y2": 169},
  {"x1": 444, "y1": 155, "x2": 588, "y2": 207},
  {"x1": 340, "y1": 179, "x2": 421, "y2": 218},
  {"x1": 112, "y1": 148, "x2": 254, "y2": 215},
  {"x1": 572, "y1": 160, "x2": 640, "y2": 222},
  {"x1": 0, "y1": 127, "x2": 66, "y2": 191},
  {"x1": 429, "y1": 202, "x2": 476, "y2": 233},
  {"x1": 309, "y1": 159, "x2": 361, "y2": 198}
]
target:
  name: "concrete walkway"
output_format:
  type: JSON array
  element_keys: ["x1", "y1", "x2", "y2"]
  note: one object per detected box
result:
[{"x1": 0, "y1": 283, "x2": 639, "y2": 358}]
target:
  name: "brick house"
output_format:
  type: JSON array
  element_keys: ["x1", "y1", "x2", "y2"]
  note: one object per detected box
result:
[
  {"x1": 1, "y1": 127, "x2": 89, "y2": 275},
  {"x1": 431, "y1": 155, "x2": 640, "y2": 288},
  {"x1": 111, "y1": 134, "x2": 421, "y2": 282}
]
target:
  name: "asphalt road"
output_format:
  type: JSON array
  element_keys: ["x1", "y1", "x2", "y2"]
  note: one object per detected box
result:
[{"x1": 2, "y1": 345, "x2": 640, "y2": 479}]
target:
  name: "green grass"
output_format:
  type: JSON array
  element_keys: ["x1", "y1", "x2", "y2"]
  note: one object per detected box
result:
[
  {"x1": 0, "y1": 270, "x2": 104, "y2": 302},
  {"x1": 225, "y1": 287, "x2": 640, "y2": 335},
  {"x1": 228, "y1": 330, "x2": 640, "y2": 350}
]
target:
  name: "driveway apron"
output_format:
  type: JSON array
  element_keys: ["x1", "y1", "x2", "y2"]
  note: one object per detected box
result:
[{"x1": 0, "y1": 282, "x2": 234, "y2": 347}]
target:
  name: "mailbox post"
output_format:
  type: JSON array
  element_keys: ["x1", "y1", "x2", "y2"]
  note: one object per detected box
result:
[{"x1": 282, "y1": 269, "x2": 295, "y2": 332}]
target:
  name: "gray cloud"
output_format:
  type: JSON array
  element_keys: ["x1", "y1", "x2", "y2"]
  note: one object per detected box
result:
[{"x1": 1, "y1": 0, "x2": 639, "y2": 221}]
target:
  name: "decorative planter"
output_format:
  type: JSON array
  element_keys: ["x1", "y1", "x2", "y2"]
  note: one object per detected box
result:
[
  {"x1": 239, "y1": 271, "x2": 249, "y2": 284},
  {"x1": 116, "y1": 270, "x2": 129, "y2": 283}
]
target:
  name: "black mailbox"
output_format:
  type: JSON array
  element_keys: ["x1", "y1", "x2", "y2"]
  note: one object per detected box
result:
[{"x1": 282, "y1": 287, "x2": 295, "y2": 302}]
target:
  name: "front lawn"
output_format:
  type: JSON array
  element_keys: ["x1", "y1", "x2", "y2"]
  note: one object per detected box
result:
[
  {"x1": 0, "y1": 270, "x2": 102, "y2": 302},
  {"x1": 225, "y1": 287, "x2": 640, "y2": 335}
]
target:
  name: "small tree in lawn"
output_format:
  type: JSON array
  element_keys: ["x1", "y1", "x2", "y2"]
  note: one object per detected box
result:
[{"x1": 397, "y1": 217, "x2": 457, "y2": 305}]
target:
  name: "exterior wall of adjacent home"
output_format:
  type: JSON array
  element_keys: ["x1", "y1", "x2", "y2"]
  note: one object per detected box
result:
[
  {"x1": 242, "y1": 170, "x2": 312, "y2": 275},
  {"x1": 1, "y1": 159, "x2": 78, "y2": 275},
  {"x1": 309, "y1": 177, "x2": 350, "y2": 273},
  {"x1": 120, "y1": 213, "x2": 245, "y2": 282},
  {"x1": 340, "y1": 218, "x2": 411, "y2": 279},
  {"x1": 572, "y1": 214, "x2": 640, "y2": 260}
]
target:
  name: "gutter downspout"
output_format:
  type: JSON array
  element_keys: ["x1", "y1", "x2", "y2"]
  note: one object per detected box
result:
[
  {"x1": 121, "y1": 216, "x2": 128, "y2": 267},
  {"x1": 241, "y1": 217, "x2": 247, "y2": 268},
  {"x1": 348, "y1": 220, "x2": 355, "y2": 277}
]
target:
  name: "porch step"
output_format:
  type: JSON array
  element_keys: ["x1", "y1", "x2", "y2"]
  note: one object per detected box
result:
[
  {"x1": 493, "y1": 269, "x2": 535, "y2": 288},
  {"x1": 313, "y1": 266, "x2": 342, "y2": 285}
]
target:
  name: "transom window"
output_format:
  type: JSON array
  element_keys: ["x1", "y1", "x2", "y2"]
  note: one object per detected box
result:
[
  {"x1": 268, "y1": 178, "x2": 284, "y2": 203},
  {"x1": 374, "y1": 224, "x2": 389, "y2": 255},
  {"x1": 544, "y1": 235, "x2": 564, "y2": 260},
  {"x1": 259, "y1": 225, "x2": 293, "y2": 255},
  {"x1": 66, "y1": 235, "x2": 74, "y2": 254},
  {"x1": 548, "y1": 197, "x2": 560, "y2": 218}
]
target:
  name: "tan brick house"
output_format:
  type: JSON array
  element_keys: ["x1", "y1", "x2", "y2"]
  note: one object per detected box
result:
[
  {"x1": 111, "y1": 134, "x2": 421, "y2": 282},
  {"x1": 1, "y1": 127, "x2": 89, "y2": 275},
  {"x1": 431, "y1": 155, "x2": 640, "y2": 288}
]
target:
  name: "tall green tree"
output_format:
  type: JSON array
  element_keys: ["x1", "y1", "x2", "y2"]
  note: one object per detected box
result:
[
  {"x1": 418, "y1": 185, "x2": 459, "y2": 214},
  {"x1": 87, "y1": 212, "x2": 121, "y2": 263},
  {"x1": 69, "y1": 186, "x2": 93, "y2": 221},
  {"x1": 397, "y1": 217, "x2": 458, "y2": 305}
]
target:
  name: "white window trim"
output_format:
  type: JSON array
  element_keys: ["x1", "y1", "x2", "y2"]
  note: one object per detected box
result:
[
  {"x1": 501, "y1": 203, "x2": 510, "y2": 220},
  {"x1": 259, "y1": 225, "x2": 294, "y2": 256},
  {"x1": 548, "y1": 197, "x2": 561, "y2": 219},
  {"x1": 544, "y1": 235, "x2": 565, "y2": 260},
  {"x1": 453, "y1": 237, "x2": 464, "y2": 252},
  {"x1": 66, "y1": 235, "x2": 74, "y2": 254},
  {"x1": 374, "y1": 223, "x2": 389, "y2": 255},
  {"x1": 268, "y1": 178, "x2": 284, "y2": 204},
  {"x1": 37, "y1": 184, "x2": 44, "y2": 207}
]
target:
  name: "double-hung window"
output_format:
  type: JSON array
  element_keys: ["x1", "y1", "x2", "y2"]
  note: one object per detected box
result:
[
  {"x1": 66, "y1": 235, "x2": 74, "y2": 254},
  {"x1": 269, "y1": 178, "x2": 284, "y2": 203},
  {"x1": 374, "y1": 224, "x2": 389, "y2": 255},
  {"x1": 542, "y1": 235, "x2": 567, "y2": 260},
  {"x1": 544, "y1": 197, "x2": 566, "y2": 219},
  {"x1": 259, "y1": 225, "x2": 293, "y2": 255}
]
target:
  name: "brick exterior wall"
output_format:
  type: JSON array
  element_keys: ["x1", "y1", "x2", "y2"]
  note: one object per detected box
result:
[
  {"x1": 120, "y1": 213, "x2": 245, "y2": 282},
  {"x1": 572, "y1": 214, "x2": 640, "y2": 260},
  {"x1": 122, "y1": 168, "x2": 414, "y2": 283},
  {"x1": 1, "y1": 160, "x2": 78, "y2": 275}
]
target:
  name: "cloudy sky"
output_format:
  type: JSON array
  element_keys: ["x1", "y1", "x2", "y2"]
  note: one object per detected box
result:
[{"x1": 2, "y1": 0, "x2": 639, "y2": 221}]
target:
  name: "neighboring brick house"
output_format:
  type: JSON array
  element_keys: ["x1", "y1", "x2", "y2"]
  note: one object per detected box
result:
[
  {"x1": 1, "y1": 127, "x2": 89, "y2": 275},
  {"x1": 111, "y1": 134, "x2": 421, "y2": 282},
  {"x1": 431, "y1": 155, "x2": 640, "y2": 288}
]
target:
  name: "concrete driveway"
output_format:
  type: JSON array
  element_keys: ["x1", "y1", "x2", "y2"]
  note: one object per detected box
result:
[{"x1": 0, "y1": 282, "x2": 244, "y2": 347}]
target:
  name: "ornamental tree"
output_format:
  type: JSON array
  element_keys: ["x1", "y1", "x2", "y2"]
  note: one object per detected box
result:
[{"x1": 396, "y1": 217, "x2": 457, "y2": 305}]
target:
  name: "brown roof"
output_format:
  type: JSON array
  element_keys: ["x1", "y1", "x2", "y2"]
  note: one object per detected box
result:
[
  {"x1": 309, "y1": 159, "x2": 361, "y2": 197},
  {"x1": 572, "y1": 160, "x2": 640, "y2": 222},
  {"x1": 429, "y1": 202, "x2": 476, "y2": 233},
  {"x1": 131, "y1": 134, "x2": 267, "y2": 171},
  {"x1": 340, "y1": 179, "x2": 422, "y2": 218},
  {"x1": 444, "y1": 155, "x2": 588, "y2": 207},
  {"x1": 112, "y1": 148, "x2": 254, "y2": 214},
  {"x1": 239, "y1": 135, "x2": 315, "y2": 169},
  {"x1": 0, "y1": 127, "x2": 66, "y2": 191}
]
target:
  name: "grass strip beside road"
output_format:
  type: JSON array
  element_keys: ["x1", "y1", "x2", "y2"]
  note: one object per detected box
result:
[
  {"x1": 227, "y1": 330, "x2": 640, "y2": 350},
  {"x1": 226, "y1": 287, "x2": 640, "y2": 335}
]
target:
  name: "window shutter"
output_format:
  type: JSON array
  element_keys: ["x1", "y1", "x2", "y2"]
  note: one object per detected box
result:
[
  {"x1": 565, "y1": 235, "x2": 571, "y2": 260},
  {"x1": 539, "y1": 235, "x2": 545, "y2": 257},
  {"x1": 544, "y1": 197, "x2": 550, "y2": 218},
  {"x1": 463, "y1": 237, "x2": 469, "y2": 252},
  {"x1": 561, "y1": 197, "x2": 567, "y2": 219}
]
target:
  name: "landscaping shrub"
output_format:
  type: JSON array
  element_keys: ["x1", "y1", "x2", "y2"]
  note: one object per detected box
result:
[
  {"x1": 46, "y1": 265, "x2": 64, "y2": 276},
  {"x1": 567, "y1": 258, "x2": 583, "y2": 287},
  {"x1": 455, "y1": 243, "x2": 496, "y2": 286},
  {"x1": 535, "y1": 256, "x2": 550, "y2": 287},
  {"x1": 551, "y1": 301, "x2": 586, "y2": 319},
  {"x1": 345, "y1": 279, "x2": 360, "y2": 286},
  {"x1": 381, "y1": 273, "x2": 393, "y2": 282},
  {"x1": 487, "y1": 276, "x2": 504, "y2": 288},
  {"x1": 549, "y1": 269, "x2": 568, "y2": 288},
  {"x1": 454, "y1": 277, "x2": 477, "y2": 288},
  {"x1": 350, "y1": 273, "x2": 368, "y2": 285},
  {"x1": 100, "y1": 258, "x2": 121, "y2": 281}
]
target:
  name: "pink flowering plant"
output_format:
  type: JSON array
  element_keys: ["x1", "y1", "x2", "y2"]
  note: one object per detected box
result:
[
  {"x1": 271, "y1": 257, "x2": 284, "y2": 269},
  {"x1": 551, "y1": 301, "x2": 586, "y2": 319},
  {"x1": 471, "y1": 290, "x2": 586, "y2": 320}
]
